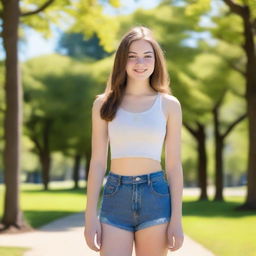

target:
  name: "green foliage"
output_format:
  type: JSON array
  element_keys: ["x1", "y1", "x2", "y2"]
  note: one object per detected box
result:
[
  {"x1": 211, "y1": 13, "x2": 244, "y2": 46},
  {"x1": 22, "y1": 53, "x2": 112, "y2": 169},
  {"x1": 184, "y1": 0, "x2": 211, "y2": 17},
  {"x1": 23, "y1": 55, "x2": 91, "y2": 156},
  {"x1": 57, "y1": 32, "x2": 112, "y2": 59},
  {"x1": 19, "y1": 0, "x2": 121, "y2": 50}
]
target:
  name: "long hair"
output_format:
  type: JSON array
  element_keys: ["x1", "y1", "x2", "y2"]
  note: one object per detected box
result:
[{"x1": 97, "y1": 26, "x2": 171, "y2": 121}]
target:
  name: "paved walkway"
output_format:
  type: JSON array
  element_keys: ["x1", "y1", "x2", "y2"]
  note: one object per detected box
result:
[
  {"x1": 0, "y1": 186, "x2": 245, "y2": 255},
  {"x1": 0, "y1": 211, "x2": 215, "y2": 256}
]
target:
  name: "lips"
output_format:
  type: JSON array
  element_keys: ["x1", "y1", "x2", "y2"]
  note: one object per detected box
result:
[{"x1": 134, "y1": 69, "x2": 147, "y2": 73}]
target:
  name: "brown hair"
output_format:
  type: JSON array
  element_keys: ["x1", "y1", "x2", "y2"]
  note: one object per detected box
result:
[{"x1": 97, "y1": 26, "x2": 171, "y2": 121}]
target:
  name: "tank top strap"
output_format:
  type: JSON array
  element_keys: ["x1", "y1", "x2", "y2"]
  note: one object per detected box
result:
[
  {"x1": 145, "y1": 92, "x2": 160, "y2": 113},
  {"x1": 157, "y1": 92, "x2": 166, "y2": 120}
]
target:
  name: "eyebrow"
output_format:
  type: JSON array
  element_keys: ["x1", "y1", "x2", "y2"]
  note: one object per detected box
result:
[{"x1": 128, "y1": 51, "x2": 154, "y2": 54}]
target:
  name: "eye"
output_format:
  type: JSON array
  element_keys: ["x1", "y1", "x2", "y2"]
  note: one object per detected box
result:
[
  {"x1": 145, "y1": 55, "x2": 152, "y2": 58},
  {"x1": 128, "y1": 56, "x2": 135, "y2": 58}
]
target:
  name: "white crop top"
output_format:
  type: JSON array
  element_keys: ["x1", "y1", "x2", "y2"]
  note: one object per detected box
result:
[{"x1": 108, "y1": 92, "x2": 167, "y2": 162}]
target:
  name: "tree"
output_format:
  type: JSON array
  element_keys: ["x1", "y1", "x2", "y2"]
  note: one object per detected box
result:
[
  {"x1": 0, "y1": 0, "x2": 120, "y2": 231},
  {"x1": 184, "y1": 0, "x2": 256, "y2": 209},
  {"x1": 57, "y1": 32, "x2": 111, "y2": 60},
  {"x1": 221, "y1": 0, "x2": 256, "y2": 210},
  {"x1": 23, "y1": 53, "x2": 113, "y2": 190}
]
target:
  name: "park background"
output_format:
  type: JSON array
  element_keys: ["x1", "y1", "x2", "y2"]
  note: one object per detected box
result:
[{"x1": 0, "y1": 0, "x2": 256, "y2": 255}]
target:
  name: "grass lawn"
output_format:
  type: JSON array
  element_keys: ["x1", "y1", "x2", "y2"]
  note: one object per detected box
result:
[
  {"x1": 0, "y1": 182, "x2": 256, "y2": 256},
  {"x1": 0, "y1": 246, "x2": 30, "y2": 256},
  {"x1": 183, "y1": 195, "x2": 256, "y2": 256},
  {"x1": 0, "y1": 181, "x2": 90, "y2": 228},
  {"x1": 0, "y1": 182, "x2": 89, "y2": 256}
]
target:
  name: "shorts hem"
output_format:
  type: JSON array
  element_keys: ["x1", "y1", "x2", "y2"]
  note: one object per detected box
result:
[
  {"x1": 99, "y1": 216, "x2": 134, "y2": 232},
  {"x1": 135, "y1": 217, "x2": 171, "y2": 232}
]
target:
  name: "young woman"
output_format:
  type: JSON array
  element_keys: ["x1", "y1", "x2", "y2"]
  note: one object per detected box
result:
[{"x1": 84, "y1": 26, "x2": 184, "y2": 256}]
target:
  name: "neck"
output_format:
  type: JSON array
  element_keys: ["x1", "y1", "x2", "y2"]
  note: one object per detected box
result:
[{"x1": 125, "y1": 78, "x2": 155, "y2": 95}]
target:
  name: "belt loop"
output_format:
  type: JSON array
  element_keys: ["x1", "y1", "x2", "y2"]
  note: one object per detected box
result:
[
  {"x1": 147, "y1": 174, "x2": 150, "y2": 186},
  {"x1": 118, "y1": 175, "x2": 121, "y2": 185}
]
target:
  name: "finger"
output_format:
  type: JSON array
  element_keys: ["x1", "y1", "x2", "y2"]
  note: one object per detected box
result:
[
  {"x1": 85, "y1": 236, "x2": 100, "y2": 252},
  {"x1": 87, "y1": 239, "x2": 100, "y2": 252},
  {"x1": 169, "y1": 238, "x2": 183, "y2": 251},
  {"x1": 96, "y1": 230, "x2": 102, "y2": 249},
  {"x1": 168, "y1": 237, "x2": 177, "y2": 251},
  {"x1": 168, "y1": 234, "x2": 174, "y2": 249}
]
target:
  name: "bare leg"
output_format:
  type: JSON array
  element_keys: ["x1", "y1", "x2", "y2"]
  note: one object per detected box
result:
[
  {"x1": 134, "y1": 222, "x2": 169, "y2": 256},
  {"x1": 100, "y1": 223, "x2": 134, "y2": 256}
]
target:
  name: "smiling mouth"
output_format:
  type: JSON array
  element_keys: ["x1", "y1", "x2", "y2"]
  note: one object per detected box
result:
[{"x1": 134, "y1": 69, "x2": 147, "y2": 73}]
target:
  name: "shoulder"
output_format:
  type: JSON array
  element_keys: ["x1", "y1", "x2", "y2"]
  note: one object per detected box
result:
[
  {"x1": 92, "y1": 93, "x2": 107, "y2": 110},
  {"x1": 160, "y1": 93, "x2": 182, "y2": 120},
  {"x1": 161, "y1": 93, "x2": 181, "y2": 107}
]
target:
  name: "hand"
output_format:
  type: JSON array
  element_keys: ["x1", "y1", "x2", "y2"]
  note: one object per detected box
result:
[
  {"x1": 84, "y1": 216, "x2": 102, "y2": 252},
  {"x1": 167, "y1": 220, "x2": 184, "y2": 251}
]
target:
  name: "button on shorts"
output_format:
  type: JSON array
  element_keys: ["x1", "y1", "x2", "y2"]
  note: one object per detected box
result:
[{"x1": 99, "y1": 169, "x2": 172, "y2": 232}]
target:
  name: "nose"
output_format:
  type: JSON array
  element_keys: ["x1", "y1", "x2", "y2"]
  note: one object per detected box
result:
[{"x1": 136, "y1": 57, "x2": 144, "y2": 64}]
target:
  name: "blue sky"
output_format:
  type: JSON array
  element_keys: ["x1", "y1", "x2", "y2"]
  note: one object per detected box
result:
[{"x1": 19, "y1": 0, "x2": 162, "y2": 61}]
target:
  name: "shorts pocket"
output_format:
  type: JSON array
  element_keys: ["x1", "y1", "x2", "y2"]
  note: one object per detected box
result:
[
  {"x1": 150, "y1": 177, "x2": 170, "y2": 196},
  {"x1": 103, "y1": 177, "x2": 120, "y2": 197}
]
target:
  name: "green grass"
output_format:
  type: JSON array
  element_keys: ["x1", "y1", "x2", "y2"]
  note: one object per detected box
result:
[
  {"x1": 0, "y1": 182, "x2": 89, "y2": 227},
  {"x1": 0, "y1": 247, "x2": 29, "y2": 256},
  {"x1": 182, "y1": 196, "x2": 256, "y2": 256},
  {"x1": 0, "y1": 183, "x2": 256, "y2": 256},
  {"x1": 0, "y1": 182, "x2": 89, "y2": 256}
]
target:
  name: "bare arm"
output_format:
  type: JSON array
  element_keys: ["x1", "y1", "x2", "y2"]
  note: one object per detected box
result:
[
  {"x1": 164, "y1": 95, "x2": 183, "y2": 222},
  {"x1": 85, "y1": 95, "x2": 109, "y2": 220}
]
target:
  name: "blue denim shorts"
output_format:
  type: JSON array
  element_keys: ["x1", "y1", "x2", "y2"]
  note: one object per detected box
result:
[{"x1": 99, "y1": 169, "x2": 172, "y2": 232}]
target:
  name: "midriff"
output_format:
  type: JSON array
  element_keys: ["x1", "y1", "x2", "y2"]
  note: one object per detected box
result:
[{"x1": 109, "y1": 157, "x2": 162, "y2": 176}]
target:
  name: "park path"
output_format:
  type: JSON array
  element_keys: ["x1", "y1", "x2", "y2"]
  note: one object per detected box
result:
[
  {"x1": 0, "y1": 212, "x2": 215, "y2": 256},
  {"x1": 1, "y1": 186, "x2": 244, "y2": 255}
]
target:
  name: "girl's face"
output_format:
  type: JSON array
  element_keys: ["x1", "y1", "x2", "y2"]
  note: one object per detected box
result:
[{"x1": 126, "y1": 39, "x2": 155, "y2": 81}]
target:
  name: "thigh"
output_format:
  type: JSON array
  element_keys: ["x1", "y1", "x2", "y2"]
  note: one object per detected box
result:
[
  {"x1": 100, "y1": 223, "x2": 134, "y2": 256},
  {"x1": 134, "y1": 222, "x2": 169, "y2": 256}
]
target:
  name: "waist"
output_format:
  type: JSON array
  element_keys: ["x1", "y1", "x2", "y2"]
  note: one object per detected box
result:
[
  {"x1": 110, "y1": 157, "x2": 162, "y2": 175},
  {"x1": 107, "y1": 169, "x2": 166, "y2": 184}
]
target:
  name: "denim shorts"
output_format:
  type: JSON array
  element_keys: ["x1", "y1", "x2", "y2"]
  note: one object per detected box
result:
[{"x1": 99, "y1": 169, "x2": 172, "y2": 232}]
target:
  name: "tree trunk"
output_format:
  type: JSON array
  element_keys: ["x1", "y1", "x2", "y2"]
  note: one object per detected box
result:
[
  {"x1": 73, "y1": 153, "x2": 81, "y2": 189},
  {"x1": 245, "y1": 95, "x2": 256, "y2": 209},
  {"x1": 213, "y1": 105, "x2": 224, "y2": 201},
  {"x1": 197, "y1": 123, "x2": 208, "y2": 201},
  {"x1": 243, "y1": 10, "x2": 256, "y2": 209},
  {"x1": 40, "y1": 119, "x2": 51, "y2": 190},
  {"x1": 223, "y1": 0, "x2": 256, "y2": 210},
  {"x1": 214, "y1": 133, "x2": 224, "y2": 201},
  {"x1": 183, "y1": 122, "x2": 209, "y2": 200},
  {"x1": 40, "y1": 152, "x2": 51, "y2": 191},
  {"x1": 0, "y1": 0, "x2": 28, "y2": 231}
]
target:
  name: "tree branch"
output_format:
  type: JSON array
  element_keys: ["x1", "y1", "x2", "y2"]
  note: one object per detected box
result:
[
  {"x1": 183, "y1": 121, "x2": 198, "y2": 138},
  {"x1": 229, "y1": 87, "x2": 246, "y2": 98},
  {"x1": 222, "y1": 113, "x2": 247, "y2": 139},
  {"x1": 223, "y1": 0, "x2": 245, "y2": 16},
  {"x1": 223, "y1": 57, "x2": 246, "y2": 77},
  {"x1": 31, "y1": 135, "x2": 43, "y2": 155},
  {"x1": 20, "y1": 0, "x2": 55, "y2": 17},
  {"x1": 252, "y1": 18, "x2": 256, "y2": 34}
]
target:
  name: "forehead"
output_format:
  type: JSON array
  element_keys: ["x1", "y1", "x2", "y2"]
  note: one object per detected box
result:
[{"x1": 128, "y1": 39, "x2": 154, "y2": 53}]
